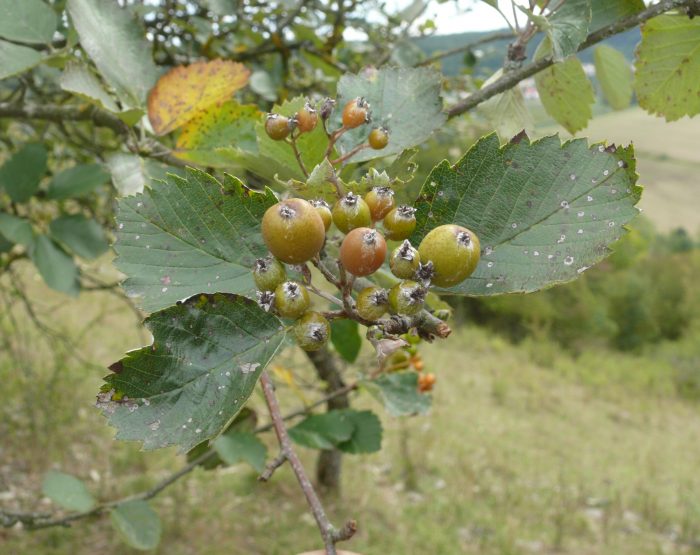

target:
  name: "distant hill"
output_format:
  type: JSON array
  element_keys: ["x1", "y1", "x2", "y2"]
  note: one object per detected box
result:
[{"x1": 414, "y1": 28, "x2": 641, "y2": 77}]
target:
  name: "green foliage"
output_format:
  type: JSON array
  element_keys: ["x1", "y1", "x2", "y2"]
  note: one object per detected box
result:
[
  {"x1": 634, "y1": 15, "x2": 700, "y2": 121},
  {"x1": 41, "y1": 471, "x2": 95, "y2": 512},
  {"x1": 30, "y1": 235, "x2": 80, "y2": 296},
  {"x1": 110, "y1": 500, "x2": 162, "y2": 551},
  {"x1": 479, "y1": 69, "x2": 533, "y2": 139},
  {"x1": 46, "y1": 163, "x2": 111, "y2": 200},
  {"x1": 365, "y1": 371, "x2": 431, "y2": 416},
  {"x1": 213, "y1": 431, "x2": 267, "y2": 473},
  {"x1": 100, "y1": 293, "x2": 285, "y2": 452},
  {"x1": 411, "y1": 133, "x2": 641, "y2": 296},
  {"x1": 67, "y1": 0, "x2": 158, "y2": 107},
  {"x1": 0, "y1": 143, "x2": 47, "y2": 202},
  {"x1": 589, "y1": 0, "x2": 644, "y2": 33},
  {"x1": 333, "y1": 67, "x2": 446, "y2": 163},
  {"x1": 594, "y1": 45, "x2": 633, "y2": 110},
  {"x1": 0, "y1": 0, "x2": 56, "y2": 44},
  {"x1": 0, "y1": 40, "x2": 43, "y2": 80},
  {"x1": 546, "y1": 0, "x2": 591, "y2": 61},
  {"x1": 289, "y1": 409, "x2": 382, "y2": 454},
  {"x1": 0, "y1": 213, "x2": 34, "y2": 247},
  {"x1": 534, "y1": 38, "x2": 594, "y2": 133},
  {"x1": 114, "y1": 169, "x2": 276, "y2": 312},
  {"x1": 49, "y1": 215, "x2": 109, "y2": 260},
  {"x1": 330, "y1": 318, "x2": 362, "y2": 362}
]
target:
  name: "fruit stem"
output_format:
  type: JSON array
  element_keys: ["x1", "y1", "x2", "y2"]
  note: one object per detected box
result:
[
  {"x1": 286, "y1": 134, "x2": 309, "y2": 178},
  {"x1": 330, "y1": 142, "x2": 369, "y2": 165}
]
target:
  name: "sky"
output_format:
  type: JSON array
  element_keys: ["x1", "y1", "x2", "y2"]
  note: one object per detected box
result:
[{"x1": 387, "y1": 0, "x2": 524, "y2": 34}]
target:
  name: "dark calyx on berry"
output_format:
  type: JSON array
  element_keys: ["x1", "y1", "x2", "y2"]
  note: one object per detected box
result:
[{"x1": 256, "y1": 290, "x2": 275, "y2": 312}]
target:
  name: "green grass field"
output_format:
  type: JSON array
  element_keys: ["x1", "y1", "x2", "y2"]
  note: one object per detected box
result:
[{"x1": 2, "y1": 262, "x2": 700, "y2": 555}]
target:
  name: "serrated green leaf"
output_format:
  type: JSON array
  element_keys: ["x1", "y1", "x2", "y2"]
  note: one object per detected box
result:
[
  {"x1": 30, "y1": 235, "x2": 80, "y2": 296},
  {"x1": 186, "y1": 407, "x2": 258, "y2": 470},
  {"x1": 49, "y1": 214, "x2": 109, "y2": 259},
  {"x1": 333, "y1": 67, "x2": 445, "y2": 163},
  {"x1": 534, "y1": 38, "x2": 594, "y2": 134},
  {"x1": 114, "y1": 168, "x2": 276, "y2": 312},
  {"x1": 365, "y1": 372, "x2": 431, "y2": 416},
  {"x1": 336, "y1": 410, "x2": 382, "y2": 454},
  {"x1": 594, "y1": 45, "x2": 632, "y2": 111},
  {"x1": 47, "y1": 163, "x2": 110, "y2": 199},
  {"x1": 101, "y1": 293, "x2": 285, "y2": 452},
  {"x1": 410, "y1": 133, "x2": 641, "y2": 296},
  {"x1": 288, "y1": 411, "x2": 354, "y2": 450},
  {"x1": 546, "y1": 0, "x2": 591, "y2": 61},
  {"x1": 67, "y1": 0, "x2": 158, "y2": 106},
  {"x1": 0, "y1": 40, "x2": 42, "y2": 80},
  {"x1": 106, "y1": 153, "x2": 182, "y2": 197},
  {"x1": 59, "y1": 62, "x2": 119, "y2": 112},
  {"x1": 213, "y1": 431, "x2": 267, "y2": 472},
  {"x1": 41, "y1": 471, "x2": 95, "y2": 512},
  {"x1": 0, "y1": 143, "x2": 47, "y2": 202},
  {"x1": 479, "y1": 69, "x2": 533, "y2": 140},
  {"x1": 255, "y1": 96, "x2": 328, "y2": 181},
  {"x1": 175, "y1": 101, "x2": 260, "y2": 167},
  {"x1": 634, "y1": 15, "x2": 700, "y2": 122},
  {"x1": 0, "y1": 213, "x2": 34, "y2": 247},
  {"x1": 110, "y1": 500, "x2": 161, "y2": 551},
  {"x1": 387, "y1": 148, "x2": 419, "y2": 185},
  {"x1": 590, "y1": 0, "x2": 644, "y2": 33},
  {"x1": 330, "y1": 318, "x2": 361, "y2": 363},
  {"x1": 0, "y1": 0, "x2": 56, "y2": 44}
]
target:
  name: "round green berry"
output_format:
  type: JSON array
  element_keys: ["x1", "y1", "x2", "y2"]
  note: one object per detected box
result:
[
  {"x1": 388, "y1": 280, "x2": 426, "y2": 316},
  {"x1": 332, "y1": 192, "x2": 372, "y2": 234},
  {"x1": 274, "y1": 281, "x2": 311, "y2": 318},
  {"x1": 262, "y1": 198, "x2": 326, "y2": 264},
  {"x1": 294, "y1": 311, "x2": 330, "y2": 351},
  {"x1": 253, "y1": 256, "x2": 287, "y2": 291},
  {"x1": 356, "y1": 286, "x2": 389, "y2": 321},
  {"x1": 383, "y1": 205, "x2": 417, "y2": 241},
  {"x1": 418, "y1": 224, "x2": 480, "y2": 287},
  {"x1": 389, "y1": 240, "x2": 420, "y2": 279}
]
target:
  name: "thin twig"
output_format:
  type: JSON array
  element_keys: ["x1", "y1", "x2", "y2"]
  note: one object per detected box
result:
[
  {"x1": 416, "y1": 31, "x2": 514, "y2": 66},
  {"x1": 330, "y1": 143, "x2": 369, "y2": 166},
  {"x1": 286, "y1": 135, "x2": 309, "y2": 178},
  {"x1": 259, "y1": 371, "x2": 355, "y2": 555}
]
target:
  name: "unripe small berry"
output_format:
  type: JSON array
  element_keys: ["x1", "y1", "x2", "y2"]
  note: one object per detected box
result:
[
  {"x1": 342, "y1": 97, "x2": 370, "y2": 129},
  {"x1": 296, "y1": 102, "x2": 318, "y2": 133},
  {"x1": 253, "y1": 256, "x2": 287, "y2": 291},
  {"x1": 385, "y1": 350, "x2": 410, "y2": 372},
  {"x1": 265, "y1": 113, "x2": 291, "y2": 140},
  {"x1": 309, "y1": 199, "x2": 332, "y2": 231},
  {"x1": 364, "y1": 186, "x2": 395, "y2": 221},
  {"x1": 418, "y1": 224, "x2": 481, "y2": 287},
  {"x1": 356, "y1": 286, "x2": 389, "y2": 321},
  {"x1": 274, "y1": 281, "x2": 311, "y2": 319},
  {"x1": 368, "y1": 127, "x2": 389, "y2": 150},
  {"x1": 389, "y1": 240, "x2": 420, "y2": 279},
  {"x1": 339, "y1": 227, "x2": 387, "y2": 277},
  {"x1": 294, "y1": 311, "x2": 330, "y2": 351},
  {"x1": 383, "y1": 205, "x2": 417, "y2": 241},
  {"x1": 332, "y1": 192, "x2": 372, "y2": 233},
  {"x1": 388, "y1": 280, "x2": 426, "y2": 316},
  {"x1": 262, "y1": 198, "x2": 326, "y2": 264}
]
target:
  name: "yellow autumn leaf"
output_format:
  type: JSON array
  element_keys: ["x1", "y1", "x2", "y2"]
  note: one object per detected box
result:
[
  {"x1": 270, "y1": 364, "x2": 310, "y2": 406},
  {"x1": 147, "y1": 59, "x2": 250, "y2": 135}
]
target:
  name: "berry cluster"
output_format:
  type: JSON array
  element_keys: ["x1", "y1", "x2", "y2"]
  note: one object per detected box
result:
[{"x1": 254, "y1": 95, "x2": 481, "y2": 391}]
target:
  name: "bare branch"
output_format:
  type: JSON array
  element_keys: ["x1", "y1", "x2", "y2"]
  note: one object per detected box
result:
[
  {"x1": 446, "y1": 0, "x2": 694, "y2": 119},
  {"x1": 259, "y1": 371, "x2": 355, "y2": 554},
  {"x1": 416, "y1": 31, "x2": 514, "y2": 67}
]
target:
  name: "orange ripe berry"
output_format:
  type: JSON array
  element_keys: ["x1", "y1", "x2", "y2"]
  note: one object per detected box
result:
[
  {"x1": 296, "y1": 102, "x2": 318, "y2": 133},
  {"x1": 342, "y1": 97, "x2": 370, "y2": 129},
  {"x1": 418, "y1": 372, "x2": 436, "y2": 392},
  {"x1": 339, "y1": 227, "x2": 387, "y2": 277}
]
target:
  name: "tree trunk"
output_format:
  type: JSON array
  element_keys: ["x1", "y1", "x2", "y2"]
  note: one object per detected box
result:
[{"x1": 305, "y1": 347, "x2": 349, "y2": 493}]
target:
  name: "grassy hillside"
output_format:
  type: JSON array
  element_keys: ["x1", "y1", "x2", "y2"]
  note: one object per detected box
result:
[{"x1": 2, "y1": 268, "x2": 700, "y2": 554}]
